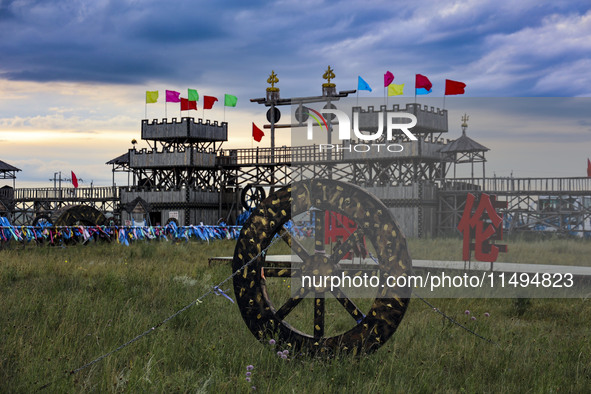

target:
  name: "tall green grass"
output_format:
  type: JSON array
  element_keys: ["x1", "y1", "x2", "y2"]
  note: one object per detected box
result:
[
  {"x1": 1, "y1": 239, "x2": 590, "y2": 392},
  {"x1": 408, "y1": 235, "x2": 591, "y2": 266}
]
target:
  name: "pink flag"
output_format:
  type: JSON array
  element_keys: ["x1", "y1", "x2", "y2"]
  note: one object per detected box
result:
[
  {"x1": 165, "y1": 90, "x2": 181, "y2": 103},
  {"x1": 384, "y1": 71, "x2": 394, "y2": 87}
]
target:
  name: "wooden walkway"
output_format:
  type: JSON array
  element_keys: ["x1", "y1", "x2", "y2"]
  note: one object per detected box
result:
[{"x1": 208, "y1": 255, "x2": 591, "y2": 278}]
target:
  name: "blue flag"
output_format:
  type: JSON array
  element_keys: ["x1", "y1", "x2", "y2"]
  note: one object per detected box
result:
[
  {"x1": 358, "y1": 76, "x2": 372, "y2": 92},
  {"x1": 415, "y1": 88, "x2": 432, "y2": 95}
]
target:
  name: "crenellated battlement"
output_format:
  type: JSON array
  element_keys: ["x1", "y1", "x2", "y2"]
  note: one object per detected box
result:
[
  {"x1": 352, "y1": 103, "x2": 448, "y2": 135},
  {"x1": 129, "y1": 146, "x2": 216, "y2": 169},
  {"x1": 141, "y1": 117, "x2": 228, "y2": 142}
]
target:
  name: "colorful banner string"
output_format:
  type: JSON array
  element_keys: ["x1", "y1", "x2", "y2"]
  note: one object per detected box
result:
[{"x1": 0, "y1": 217, "x2": 242, "y2": 246}]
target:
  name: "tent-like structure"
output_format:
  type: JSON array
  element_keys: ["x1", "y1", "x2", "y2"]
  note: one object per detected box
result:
[{"x1": 440, "y1": 114, "x2": 489, "y2": 182}]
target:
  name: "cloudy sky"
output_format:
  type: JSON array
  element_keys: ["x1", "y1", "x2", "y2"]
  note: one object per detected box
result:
[{"x1": 0, "y1": 0, "x2": 590, "y2": 186}]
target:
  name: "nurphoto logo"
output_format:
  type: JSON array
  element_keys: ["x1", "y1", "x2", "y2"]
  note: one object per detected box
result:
[{"x1": 305, "y1": 106, "x2": 418, "y2": 153}]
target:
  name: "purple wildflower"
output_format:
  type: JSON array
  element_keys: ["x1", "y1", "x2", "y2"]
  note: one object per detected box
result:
[
  {"x1": 484, "y1": 312, "x2": 490, "y2": 317},
  {"x1": 471, "y1": 316, "x2": 476, "y2": 321},
  {"x1": 282, "y1": 349, "x2": 289, "y2": 356},
  {"x1": 281, "y1": 354, "x2": 287, "y2": 359},
  {"x1": 246, "y1": 365, "x2": 254, "y2": 371},
  {"x1": 465, "y1": 310, "x2": 470, "y2": 315},
  {"x1": 246, "y1": 377, "x2": 251, "y2": 383},
  {"x1": 277, "y1": 351, "x2": 283, "y2": 357},
  {"x1": 246, "y1": 371, "x2": 251, "y2": 377},
  {"x1": 269, "y1": 339, "x2": 276, "y2": 345}
]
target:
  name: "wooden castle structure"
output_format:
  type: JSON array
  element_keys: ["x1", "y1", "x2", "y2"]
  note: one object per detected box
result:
[{"x1": 1, "y1": 68, "x2": 590, "y2": 237}]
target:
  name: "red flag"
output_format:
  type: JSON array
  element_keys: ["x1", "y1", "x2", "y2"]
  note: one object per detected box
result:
[
  {"x1": 203, "y1": 96, "x2": 218, "y2": 109},
  {"x1": 445, "y1": 79, "x2": 467, "y2": 95},
  {"x1": 252, "y1": 122, "x2": 264, "y2": 142},
  {"x1": 71, "y1": 171, "x2": 79, "y2": 188},
  {"x1": 180, "y1": 98, "x2": 197, "y2": 111},
  {"x1": 587, "y1": 158, "x2": 591, "y2": 177},
  {"x1": 415, "y1": 74, "x2": 432, "y2": 91}
]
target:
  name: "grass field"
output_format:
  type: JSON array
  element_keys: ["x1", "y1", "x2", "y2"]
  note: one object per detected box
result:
[{"x1": 1, "y1": 237, "x2": 590, "y2": 392}]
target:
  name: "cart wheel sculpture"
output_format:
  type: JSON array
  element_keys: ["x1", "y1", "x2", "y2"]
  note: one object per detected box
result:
[
  {"x1": 232, "y1": 179, "x2": 412, "y2": 356},
  {"x1": 52, "y1": 205, "x2": 110, "y2": 244},
  {"x1": 32, "y1": 214, "x2": 52, "y2": 227},
  {"x1": 52, "y1": 205, "x2": 108, "y2": 227},
  {"x1": 241, "y1": 185, "x2": 266, "y2": 210}
]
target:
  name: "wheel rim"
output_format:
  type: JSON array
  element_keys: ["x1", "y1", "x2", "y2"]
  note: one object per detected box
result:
[
  {"x1": 232, "y1": 179, "x2": 412, "y2": 356},
  {"x1": 241, "y1": 185, "x2": 266, "y2": 210}
]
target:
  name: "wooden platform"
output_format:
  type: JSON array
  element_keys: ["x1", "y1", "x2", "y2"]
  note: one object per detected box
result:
[{"x1": 209, "y1": 255, "x2": 591, "y2": 278}]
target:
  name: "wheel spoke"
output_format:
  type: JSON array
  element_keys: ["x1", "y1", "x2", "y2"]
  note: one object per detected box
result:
[
  {"x1": 314, "y1": 210, "x2": 325, "y2": 253},
  {"x1": 329, "y1": 228, "x2": 363, "y2": 264},
  {"x1": 262, "y1": 267, "x2": 293, "y2": 278},
  {"x1": 280, "y1": 226, "x2": 311, "y2": 262},
  {"x1": 275, "y1": 288, "x2": 309, "y2": 320},
  {"x1": 330, "y1": 287, "x2": 366, "y2": 323},
  {"x1": 314, "y1": 297, "x2": 325, "y2": 339}
]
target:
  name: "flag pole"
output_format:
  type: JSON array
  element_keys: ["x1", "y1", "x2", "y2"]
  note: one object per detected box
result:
[
  {"x1": 165, "y1": 102, "x2": 168, "y2": 119},
  {"x1": 414, "y1": 74, "x2": 417, "y2": 104},
  {"x1": 145, "y1": 101, "x2": 147, "y2": 120}
]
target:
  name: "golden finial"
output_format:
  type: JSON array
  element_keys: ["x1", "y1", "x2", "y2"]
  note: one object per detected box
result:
[
  {"x1": 461, "y1": 113, "x2": 469, "y2": 134},
  {"x1": 266, "y1": 70, "x2": 279, "y2": 92},
  {"x1": 322, "y1": 65, "x2": 336, "y2": 88}
]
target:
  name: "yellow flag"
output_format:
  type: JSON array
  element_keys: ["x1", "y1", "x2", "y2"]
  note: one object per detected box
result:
[
  {"x1": 387, "y1": 83, "x2": 404, "y2": 96},
  {"x1": 146, "y1": 91, "x2": 159, "y2": 103}
]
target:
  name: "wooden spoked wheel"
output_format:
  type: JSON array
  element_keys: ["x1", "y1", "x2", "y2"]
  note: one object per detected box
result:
[
  {"x1": 232, "y1": 179, "x2": 412, "y2": 356},
  {"x1": 240, "y1": 185, "x2": 267, "y2": 210}
]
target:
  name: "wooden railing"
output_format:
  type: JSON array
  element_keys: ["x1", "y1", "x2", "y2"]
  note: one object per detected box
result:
[
  {"x1": 13, "y1": 187, "x2": 119, "y2": 201},
  {"x1": 440, "y1": 177, "x2": 591, "y2": 194},
  {"x1": 226, "y1": 145, "x2": 345, "y2": 166},
  {"x1": 224, "y1": 139, "x2": 452, "y2": 167}
]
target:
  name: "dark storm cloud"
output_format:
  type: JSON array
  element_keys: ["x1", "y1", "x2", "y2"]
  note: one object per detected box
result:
[
  {"x1": 0, "y1": 0, "x2": 232, "y2": 83},
  {"x1": 0, "y1": 0, "x2": 589, "y2": 96}
]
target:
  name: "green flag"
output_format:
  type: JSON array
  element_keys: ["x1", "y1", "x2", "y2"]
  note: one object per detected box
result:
[
  {"x1": 146, "y1": 91, "x2": 158, "y2": 103},
  {"x1": 224, "y1": 94, "x2": 237, "y2": 107},
  {"x1": 188, "y1": 88, "x2": 199, "y2": 101}
]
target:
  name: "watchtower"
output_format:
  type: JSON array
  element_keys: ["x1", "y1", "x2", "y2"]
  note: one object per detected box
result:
[
  {"x1": 345, "y1": 103, "x2": 449, "y2": 237},
  {"x1": 0, "y1": 160, "x2": 20, "y2": 220},
  {"x1": 116, "y1": 117, "x2": 237, "y2": 226}
]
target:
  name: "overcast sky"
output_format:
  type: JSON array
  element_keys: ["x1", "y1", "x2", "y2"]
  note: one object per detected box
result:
[{"x1": 1, "y1": 0, "x2": 590, "y2": 186}]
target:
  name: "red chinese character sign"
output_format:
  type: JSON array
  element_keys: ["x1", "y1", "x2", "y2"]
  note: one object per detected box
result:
[{"x1": 457, "y1": 193, "x2": 508, "y2": 262}]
